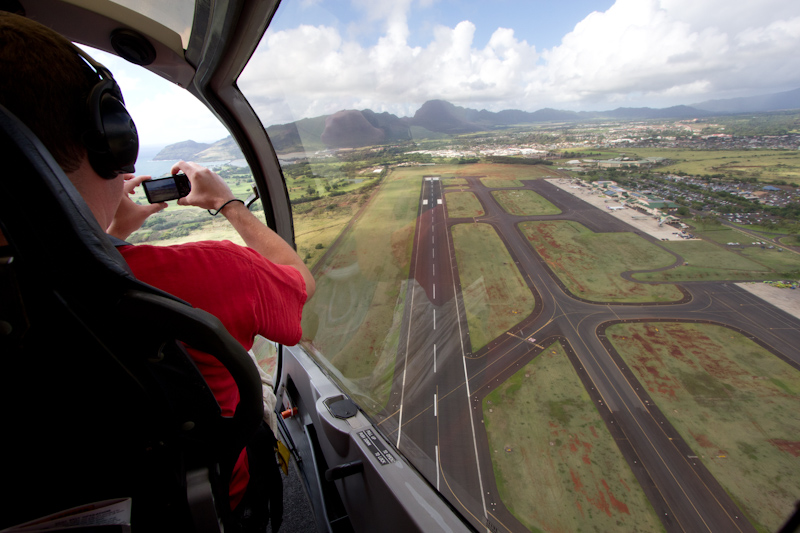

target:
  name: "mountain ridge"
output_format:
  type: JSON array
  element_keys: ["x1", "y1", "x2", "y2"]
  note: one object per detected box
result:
[{"x1": 154, "y1": 87, "x2": 800, "y2": 160}]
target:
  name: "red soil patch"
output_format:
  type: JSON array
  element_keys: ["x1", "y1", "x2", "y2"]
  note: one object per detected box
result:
[
  {"x1": 590, "y1": 426, "x2": 599, "y2": 439},
  {"x1": 602, "y1": 479, "x2": 630, "y2": 515},
  {"x1": 571, "y1": 470, "x2": 584, "y2": 492},
  {"x1": 768, "y1": 439, "x2": 800, "y2": 457},
  {"x1": 691, "y1": 431, "x2": 728, "y2": 455},
  {"x1": 570, "y1": 466, "x2": 629, "y2": 518},
  {"x1": 691, "y1": 431, "x2": 716, "y2": 448}
]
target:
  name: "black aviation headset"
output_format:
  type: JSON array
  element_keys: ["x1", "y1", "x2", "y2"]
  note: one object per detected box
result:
[{"x1": 72, "y1": 43, "x2": 139, "y2": 179}]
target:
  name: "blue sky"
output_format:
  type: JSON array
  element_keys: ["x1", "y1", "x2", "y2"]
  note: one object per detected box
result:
[
  {"x1": 270, "y1": 0, "x2": 616, "y2": 51},
  {"x1": 89, "y1": 0, "x2": 800, "y2": 150}
]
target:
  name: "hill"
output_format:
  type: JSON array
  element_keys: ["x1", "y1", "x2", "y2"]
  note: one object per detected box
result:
[
  {"x1": 153, "y1": 140, "x2": 212, "y2": 160},
  {"x1": 155, "y1": 87, "x2": 800, "y2": 155},
  {"x1": 692, "y1": 88, "x2": 800, "y2": 114},
  {"x1": 153, "y1": 137, "x2": 243, "y2": 161}
]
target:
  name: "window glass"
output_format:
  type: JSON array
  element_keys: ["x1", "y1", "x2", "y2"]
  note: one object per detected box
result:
[
  {"x1": 239, "y1": 2, "x2": 800, "y2": 532},
  {"x1": 81, "y1": 48, "x2": 264, "y2": 247},
  {"x1": 108, "y1": 0, "x2": 194, "y2": 48}
]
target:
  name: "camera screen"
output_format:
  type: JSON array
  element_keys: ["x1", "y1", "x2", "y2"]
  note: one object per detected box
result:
[{"x1": 145, "y1": 178, "x2": 179, "y2": 203}]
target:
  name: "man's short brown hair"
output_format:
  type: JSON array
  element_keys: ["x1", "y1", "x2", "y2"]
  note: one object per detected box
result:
[{"x1": 0, "y1": 12, "x2": 95, "y2": 172}]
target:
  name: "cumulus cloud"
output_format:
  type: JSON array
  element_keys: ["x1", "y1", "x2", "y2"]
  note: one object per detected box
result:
[
  {"x1": 239, "y1": 7, "x2": 538, "y2": 125},
  {"x1": 531, "y1": 0, "x2": 800, "y2": 107},
  {"x1": 238, "y1": 0, "x2": 800, "y2": 124}
]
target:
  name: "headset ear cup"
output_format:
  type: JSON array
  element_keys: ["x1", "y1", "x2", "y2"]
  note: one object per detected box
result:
[
  {"x1": 84, "y1": 78, "x2": 139, "y2": 179},
  {"x1": 99, "y1": 92, "x2": 138, "y2": 174}
]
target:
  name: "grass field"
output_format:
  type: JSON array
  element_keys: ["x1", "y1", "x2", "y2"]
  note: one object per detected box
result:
[
  {"x1": 519, "y1": 220, "x2": 684, "y2": 302},
  {"x1": 624, "y1": 149, "x2": 800, "y2": 184},
  {"x1": 451, "y1": 223, "x2": 535, "y2": 351},
  {"x1": 300, "y1": 167, "x2": 423, "y2": 412},
  {"x1": 480, "y1": 177, "x2": 525, "y2": 188},
  {"x1": 606, "y1": 322, "x2": 800, "y2": 532},
  {"x1": 484, "y1": 342, "x2": 663, "y2": 533},
  {"x1": 491, "y1": 189, "x2": 562, "y2": 216},
  {"x1": 443, "y1": 177, "x2": 469, "y2": 187},
  {"x1": 457, "y1": 162, "x2": 559, "y2": 180},
  {"x1": 633, "y1": 238, "x2": 800, "y2": 282},
  {"x1": 632, "y1": 240, "x2": 773, "y2": 282},
  {"x1": 780, "y1": 235, "x2": 800, "y2": 247},
  {"x1": 445, "y1": 191, "x2": 485, "y2": 218},
  {"x1": 294, "y1": 196, "x2": 363, "y2": 267}
]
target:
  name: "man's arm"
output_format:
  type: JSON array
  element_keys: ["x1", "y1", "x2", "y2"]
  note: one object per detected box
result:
[{"x1": 173, "y1": 161, "x2": 315, "y2": 298}]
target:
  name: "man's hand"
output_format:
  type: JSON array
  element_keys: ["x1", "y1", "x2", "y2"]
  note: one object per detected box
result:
[
  {"x1": 107, "y1": 174, "x2": 167, "y2": 240},
  {"x1": 172, "y1": 161, "x2": 235, "y2": 212}
]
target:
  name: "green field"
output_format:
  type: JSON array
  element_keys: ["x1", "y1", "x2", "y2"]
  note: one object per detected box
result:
[
  {"x1": 519, "y1": 220, "x2": 684, "y2": 302},
  {"x1": 480, "y1": 177, "x2": 525, "y2": 188},
  {"x1": 293, "y1": 194, "x2": 363, "y2": 267},
  {"x1": 445, "y1": 191, "x2": 484, "y2": 218},
  {"x1": 451, "y1": 223, "x2": 535, "y2": 351},
  {"x1": 633, "y1": 239, "x2": 800, "y2": 282},
  {"x1": 624, "y1": 148, "x2": 800, "y2": 184},
  {"x1": 457, "y1": 162, "x2": 559, "y2": 181},
  {"x1": 484, "y1": 342, "x2": 663, "y2": 533},
  {"x1": 491, "y1": 189, "x2": 562, "y2": 216},
  {"x1": 300, "y1": 167, "x2": 423, "y2": 412},
  {"x1": 607, "y1": 322, "x2": 800, "y2": 532},
  {"x1": 443, "y1": 177, "x2": 469, "y2": 187}
]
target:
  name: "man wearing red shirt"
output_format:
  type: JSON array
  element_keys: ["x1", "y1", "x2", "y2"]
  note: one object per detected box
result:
[
  {"x1": 112, "y1": 162, "x2": 313, "y2": 518},
  {"x1": 0, "y1": 13, "x2": 315, "y2": 533}
]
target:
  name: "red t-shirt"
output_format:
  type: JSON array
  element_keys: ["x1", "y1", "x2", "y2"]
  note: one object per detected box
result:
[{"x1": 118, "y1": 240, "x2": 307, "y2": 509}]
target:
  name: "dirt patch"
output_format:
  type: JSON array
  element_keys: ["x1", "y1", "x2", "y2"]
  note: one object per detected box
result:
[{"x1": 768, "y1": 439, "x2": 800, "y2": 457}]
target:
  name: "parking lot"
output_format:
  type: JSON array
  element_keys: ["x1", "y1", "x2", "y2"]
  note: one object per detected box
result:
[{"x1": 546, "y1": 178, "x2": 693, "y2": 241}]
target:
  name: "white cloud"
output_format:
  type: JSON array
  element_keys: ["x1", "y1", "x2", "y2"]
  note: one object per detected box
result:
[
  {"x1": 530, "y1": 0, "x2": 800, "y2": 107},
  {"x1": 237, "y1": 0, "x2": 800, "y2": 124},
  {"x1": 83, "y1": 47, "x2": 229, "y2": 147},
  {"x1": 79, "y1": 0, "x2": 800, "y2": 146},
  {"x1": 239, "y1": 18, "x2": 539, "y2": 124}
]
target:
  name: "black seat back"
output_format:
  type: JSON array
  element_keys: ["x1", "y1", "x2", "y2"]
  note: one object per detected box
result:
[{"x1": 0, "y1": 104, "x2": 263, "y2": 531}]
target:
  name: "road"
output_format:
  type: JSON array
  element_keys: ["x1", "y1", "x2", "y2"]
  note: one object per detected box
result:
[{"x1": 382, "y1": 175, "x2": 800, "y2": 532}]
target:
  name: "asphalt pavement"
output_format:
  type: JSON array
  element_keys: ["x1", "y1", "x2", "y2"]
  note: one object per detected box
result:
[{"x1": 381, "y1": 175, "x2": 800, "y2": 532}]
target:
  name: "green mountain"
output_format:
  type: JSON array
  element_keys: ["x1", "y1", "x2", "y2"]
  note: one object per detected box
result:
[{"x1": 156, "y1": 88, "x2": 800, "y2": 156}]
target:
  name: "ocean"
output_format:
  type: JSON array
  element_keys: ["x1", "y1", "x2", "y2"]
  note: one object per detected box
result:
[{"x1": 133, "y1": 146, "x2": 249, "y2": 177}]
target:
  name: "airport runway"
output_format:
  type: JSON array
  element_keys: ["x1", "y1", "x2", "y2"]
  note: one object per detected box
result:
[{"x1": 379, "y1": 174, "x2": 800, "y2": 532}]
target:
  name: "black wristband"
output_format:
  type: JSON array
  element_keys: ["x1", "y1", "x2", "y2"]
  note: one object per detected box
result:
[{"x1": 208, "y1": 198, "x2": 245, "y2": 216}]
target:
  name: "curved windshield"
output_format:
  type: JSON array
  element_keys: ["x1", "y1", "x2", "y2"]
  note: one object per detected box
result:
[
  {"x1": 85, "y1": 46, "x2": 281, "y2": 372},
  {"x1": 238, "y1": 2, "x2": 800, "y2": 531}
]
